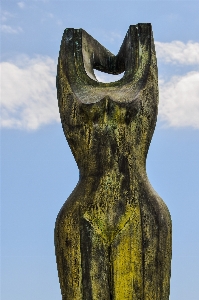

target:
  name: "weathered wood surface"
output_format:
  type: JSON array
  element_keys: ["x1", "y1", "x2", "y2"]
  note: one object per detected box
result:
[{"x1": 55, "y1": 23, "x2": 172, "y2": 300}]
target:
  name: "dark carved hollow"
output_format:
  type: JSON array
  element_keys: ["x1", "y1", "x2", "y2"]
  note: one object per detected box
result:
[{"x1": 55, "y1": 23, "x2": 172, "y2": 300}]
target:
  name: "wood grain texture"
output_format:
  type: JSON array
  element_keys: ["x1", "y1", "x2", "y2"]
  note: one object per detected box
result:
[{"x1": 55, "y1": 23, "x2": 172, "y2": 300}]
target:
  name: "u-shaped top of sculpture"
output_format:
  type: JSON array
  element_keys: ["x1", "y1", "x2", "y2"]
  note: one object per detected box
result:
[{"x1": 55, "y1": 23, "x2": 172, "y2": 300}]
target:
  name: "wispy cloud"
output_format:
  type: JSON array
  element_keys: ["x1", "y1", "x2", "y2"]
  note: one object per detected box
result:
[
  {"x1": 1, "y1": 10, "x2": 14, "y2": 22},
  {"x1": 47, "y1": 12, "x2": 54, "y2": 18},
  {"x1": 1, "y1": 24, "x2": 23, "y2": 34},
  {"x1": 1, "y1": 55, "x2": 60, "y2": 130},
  {"x1": 40, "y1": 12, "x2": 62, "y2": 26},
  {"x1": 1, "y1": 9, "x2": 24, "y2": 34},
  {"x1": 17, "y1": 2, "x2": 25, "y2": 9},
  {"x1": 156, "y1": 41, "x2": 199, "y2": 65}
]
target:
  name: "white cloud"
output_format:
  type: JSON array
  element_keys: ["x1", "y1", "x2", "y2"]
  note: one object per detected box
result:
[
  {"x1": 1, "y1": 55, "x2": 60, "y2": 130},
  {"x1": 1, "y1": 25, "x2": 23, "y2": 34},
  {"x1": 17, "y1": 2, "x2": 25, "y2": 9},
  {"x1": 1, "y1": 11, "x2": 14, "y2": 22},
  {"x1": 94, "y1": 70, "x2": 124, "y2": 83},
  {"x1": 159, "y1": 71, "x2": 199, "y2": 129},
  {"x1": 155, "y1": 41, "x2": 199, "y2": 65},
  {"x1": 41, "y1": 12, "x2": 62, "y2": 26},
  {"x1": 0, "y1": 10, "x2": 22, "y2": 34},
  {"x1": 150, "y1": 40, "x2": 199, "y2": 128}
]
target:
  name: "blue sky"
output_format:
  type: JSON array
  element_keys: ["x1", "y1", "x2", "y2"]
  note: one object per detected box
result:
[{"x1": 1, "y1": 0, "x2": 199, "y2": 299}]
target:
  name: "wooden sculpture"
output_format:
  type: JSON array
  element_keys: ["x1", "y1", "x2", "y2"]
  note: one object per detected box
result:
[{"x1": 55, "y1": 23, "x2": 172, "y2": 300}]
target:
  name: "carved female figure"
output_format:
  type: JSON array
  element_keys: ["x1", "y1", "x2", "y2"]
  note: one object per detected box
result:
[{"x1": 55, "y1": 23, "x2": 172, "y2": 300}]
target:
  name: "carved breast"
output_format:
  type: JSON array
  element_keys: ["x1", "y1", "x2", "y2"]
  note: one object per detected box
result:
[{"x1": 57, "y1": 24, "x2": 158, "y2": 177}]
